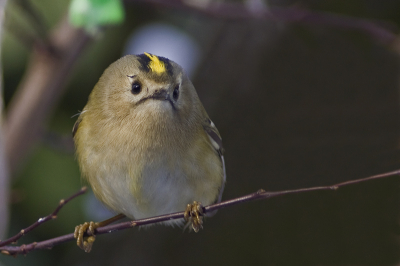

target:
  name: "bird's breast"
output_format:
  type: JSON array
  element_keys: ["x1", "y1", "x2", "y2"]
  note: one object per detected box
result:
[{"x1": 77, "y1": 110, "x2": 222, "y2": 220}]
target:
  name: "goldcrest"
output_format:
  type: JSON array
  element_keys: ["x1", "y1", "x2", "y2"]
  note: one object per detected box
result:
[{"x1": 73, "y1": 53, "x2": 226, "y2": 251}]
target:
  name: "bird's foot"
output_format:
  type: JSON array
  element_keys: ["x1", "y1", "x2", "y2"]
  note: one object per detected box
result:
[
  {"x1": 73, "y1": 214, "x2": 125, "y2": 253},
  {"x1": 184, "y1": 201, "x2": 204, "y2": 232},
  {"x1": 74, "y1": 221, "x2": 99, "y2": 253}
]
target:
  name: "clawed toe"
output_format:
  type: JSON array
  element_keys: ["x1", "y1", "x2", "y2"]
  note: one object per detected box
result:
[
  {"x1": 73, "y1": 214, "x2": 125, "y2": 252},
  {"x1": 184, "y1": 201, "x2": 204, "y2": 232},
  {"x1": 74, "y1": 221, "x2": 98, "y2": 253}
]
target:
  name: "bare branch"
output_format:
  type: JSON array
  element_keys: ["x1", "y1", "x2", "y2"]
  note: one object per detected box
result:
[
  {"x1": 125, "y1": 0, "x2": 398, "y2": 47},
  {"x1": 0, "y1": 187, "x2": 87, "y2": 248},
  {"x1": 1, "y1": 169, "x2": 399, "y2": 256}
]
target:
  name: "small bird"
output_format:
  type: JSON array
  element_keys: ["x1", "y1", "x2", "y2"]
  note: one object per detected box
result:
[{"x1": 73, "y1": 53, "x2": 226, "y2": 252}]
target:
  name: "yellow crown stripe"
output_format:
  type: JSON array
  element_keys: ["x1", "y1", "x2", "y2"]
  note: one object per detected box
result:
[{"x1": 144, "y1": 52, "x2": 166, "y2": 74}]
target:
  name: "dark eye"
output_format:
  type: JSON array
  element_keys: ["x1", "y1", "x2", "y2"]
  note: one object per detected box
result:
[
  {"x1": 173, "y1": 85, "x2": 179, "y2": 100},
  {"x1": 131, "y1": 82, "x2": 141, "y2": 94}
]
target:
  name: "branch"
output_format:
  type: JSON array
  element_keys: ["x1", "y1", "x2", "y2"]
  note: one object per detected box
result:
[
  {"x1": 0, "y1": 187, "x2": 87, "y2": 248},
  {"x1": 4, "y1": 16, "x2": 91, "y2": 174},
  {"x1": 126, "y1": 0, "x2": 399, "y2": 48},
  {"x1": 1, "y1": 169, "x2": 399, "y2": 256}
]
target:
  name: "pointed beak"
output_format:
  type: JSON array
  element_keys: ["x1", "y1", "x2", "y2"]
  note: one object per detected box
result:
[
  {"x1": 136, "y1": 89, "x2": 176, "y2": 110},
  {"x1": 149, "y1": 89, "x2": 176, "y2": 110},
  {"x1": 151, "y1": 89, "x2": 170, "y2": 101}
]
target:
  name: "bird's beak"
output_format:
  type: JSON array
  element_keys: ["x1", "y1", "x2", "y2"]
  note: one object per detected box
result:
[
  {"x1": 136, "y1": 89, "x2": 175, "y2": 110},
  {"x1": 151, "y1": 89, "x2": 170, "y2": 101}
]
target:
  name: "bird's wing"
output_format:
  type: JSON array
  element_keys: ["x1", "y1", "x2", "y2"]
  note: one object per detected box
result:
[
  {"x1": 202, "y1": 118, "x2": 224, "y2": 156},
  {"x1": 202, "y1": 118, "x2": 226, "y2": 205}
]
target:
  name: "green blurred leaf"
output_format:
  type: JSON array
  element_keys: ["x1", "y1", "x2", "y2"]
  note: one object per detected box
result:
[{"x1": 68, "y1": 0, "x2": 125, "y2": 31}]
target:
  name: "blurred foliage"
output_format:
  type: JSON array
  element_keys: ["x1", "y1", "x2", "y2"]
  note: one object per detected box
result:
[
  {"x1": 69, "y1": 0, "x2": 125, "y2": 32},
  {"x1": 2, "y1": 0, "x2": 400, "y2": 265}
]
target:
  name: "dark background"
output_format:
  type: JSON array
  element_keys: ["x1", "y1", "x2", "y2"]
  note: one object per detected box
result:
[{"x1": 1, "y1": 0, "x2": 400, "y2": 265}]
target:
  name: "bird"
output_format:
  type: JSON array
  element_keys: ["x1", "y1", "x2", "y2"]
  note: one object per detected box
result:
[{"x1": 72, "y1": 53, "x2": 226, "y2": 252}]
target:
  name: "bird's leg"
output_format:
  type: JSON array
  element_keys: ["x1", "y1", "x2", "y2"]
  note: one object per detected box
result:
[
  {"x1": 74, "y1": 213, "x2": 125, "y2": 252},
  {"x1": 184, "y1": 201, "x2": 204, "y2": 232}
]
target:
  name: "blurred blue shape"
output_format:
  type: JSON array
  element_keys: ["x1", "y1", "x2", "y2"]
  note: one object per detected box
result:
[
  {"x1": 84, "y1": 191, "x2": 116, "y2": 221},
  {"x1": 124, "y1": 23, "x2": 201, "y2": 78}
]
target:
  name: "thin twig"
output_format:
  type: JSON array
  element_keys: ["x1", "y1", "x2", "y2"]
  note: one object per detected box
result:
[
  {"x1": 0, "y1": 187, "x2": 87, "y2": 248},
  {"x1": 1, "y1": 169, "x2": 399, "y2": 256}
]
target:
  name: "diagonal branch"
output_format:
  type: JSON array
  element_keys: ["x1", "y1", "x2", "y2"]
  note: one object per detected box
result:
[
  {"x1": 0, "y1": 187, "x2": 87, "y2": 248},
  {"x1": 1, "y1": 169, "x2": 399, "y2": 256}
]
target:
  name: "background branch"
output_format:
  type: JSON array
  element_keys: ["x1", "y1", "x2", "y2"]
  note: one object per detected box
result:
[
  {"x1": 4, "y1": 16, "x2": 91, "y2": 174},
  {"x1": 0, "y1": 0, "x2": 10, "y2": 240},
  {"x1": 6, "y1": 0, "x2": 400, "y2": 174},
  {"x1": 126, "y1": 0, "x2": 399, "y2": 48},
  {"x1": 1, "y1": 169, "x2": 399, "y2": 256}
]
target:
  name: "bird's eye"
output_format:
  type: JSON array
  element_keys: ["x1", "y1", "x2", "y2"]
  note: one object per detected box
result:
[
  {"x1": 131, "y1": 82, "x2": 142, "y2": 94},
  {"x1": 173, "y1": 85, "x2": 179, "y2": 100}
]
